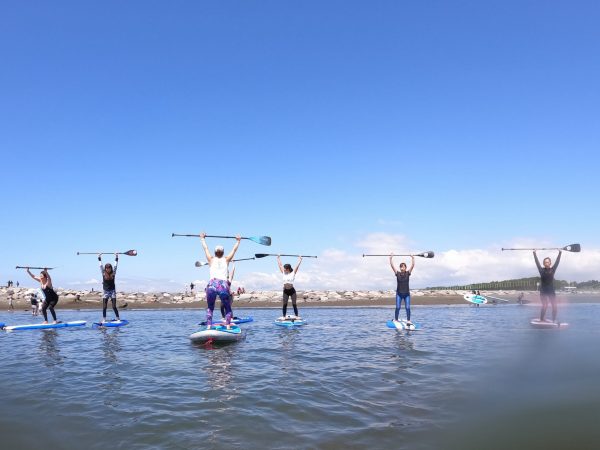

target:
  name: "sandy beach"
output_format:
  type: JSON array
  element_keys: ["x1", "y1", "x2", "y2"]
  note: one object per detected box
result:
[{"x1": 2, "y1": 286, "x2": 598, "y2": 311}]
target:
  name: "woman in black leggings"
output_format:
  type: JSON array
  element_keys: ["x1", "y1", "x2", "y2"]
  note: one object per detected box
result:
[
  {"x1": 534, "y1": 250, "x2": 561, "y2": 322},
  {"x1": 26, "y1": 268, "x2": 59, "y2": 324},
  {"x1": 277, "y1": 256, "x2": 303, "y2": 318}
]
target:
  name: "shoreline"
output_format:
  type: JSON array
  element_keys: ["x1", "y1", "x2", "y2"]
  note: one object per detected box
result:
[{"x1": 2, "y1": 287, "x2": 599, "y2": 311}]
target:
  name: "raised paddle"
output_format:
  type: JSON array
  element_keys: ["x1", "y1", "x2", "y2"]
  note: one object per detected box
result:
[
  {"x1": 362, "y1": 251, "x2": 435, "y2": 258},
  {"x1": 255, "y1": 254, "x2": 318, "y2": 258},
  {"x1": 77, "y1": 250, "x2": 138, "y2": 256},
  {"x1": 195, "y1": 257, "x2": 256, "y2": 267},
  {"x1": 501, "y1": 244, "x2": 581, "y2": 252},
  {"x1": 15, "y1": 266, "x2": 55, "y2": 270},
  {"x1": 172, "y1": 233, "x2": 271, "y2": 246}
]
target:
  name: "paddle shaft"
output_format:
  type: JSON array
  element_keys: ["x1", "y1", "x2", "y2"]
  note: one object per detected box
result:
[
  {"x1": 15, "y1": 266, "x2": 54, "y2": 270},
  {"x1": 255, "y1": 254, "x2": 317, "y2": 258}
]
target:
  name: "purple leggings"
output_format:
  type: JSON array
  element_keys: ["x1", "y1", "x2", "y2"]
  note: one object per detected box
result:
[{"x1": 206, "y1": 279, "x2": 232, "y2": 326}]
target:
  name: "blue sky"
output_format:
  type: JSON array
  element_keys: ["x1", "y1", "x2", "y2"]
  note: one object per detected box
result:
[{"x1": 1, "y1": 1, "x2": 599, "y2": 291}]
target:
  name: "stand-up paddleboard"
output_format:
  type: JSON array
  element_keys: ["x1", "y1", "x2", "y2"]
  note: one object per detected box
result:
[
  {"x1": 530, "y1": 319, "x2": 569, "y2": 329},
  {"x1": 463, "y1": 294, "x2": 487, "y2": 305},
  {"x1": 274, "y1": 315, "x2": 305, "y2": 327},
  {"x1": 189, "y1": 324, "x2": 243, "y2": 343},
  {"x1": 92, "y1": 319, "x2": 129, "y2": 328},
  {"x1": 386, "y1": 319, "x2": 421, "y2": 331},
  {"x1": 4, "y1": 320, "x2": 87, "y2": 331},
  {"x1": 198, "y1": 316, "x2": 253, "y2": 326}
]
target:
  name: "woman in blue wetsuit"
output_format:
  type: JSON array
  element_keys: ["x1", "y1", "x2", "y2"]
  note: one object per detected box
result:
[
  {"x1": 390, "y1": 254, "x2": 415, "y2": 324},
  {"x1": 534, "y1": 249, "x2": 561, "y2": 323}
]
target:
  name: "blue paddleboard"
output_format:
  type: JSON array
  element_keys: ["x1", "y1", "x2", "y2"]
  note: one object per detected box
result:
[
  {"x1": 4, "y1": 320, "x2": 87, "y2": 331},
  {"x1": 198, "y1": 316, "x2": 253, "y2": 326},
  {"x1": 274, "y1": 316, "x2": 306, "y2": 327},
  {"x1": 189, "y1": 324, "x2": 243, "y2": 343},
  {"x1": 92, "y1": 319, "x2": 129, "y2": 328},
  {"x1": 386, "y1": 320, "x2": 421, "y2": 331}
]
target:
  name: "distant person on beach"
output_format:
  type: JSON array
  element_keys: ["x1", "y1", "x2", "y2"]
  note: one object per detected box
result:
[
  {"x1": 190, "y1": 282, "x2": 195, "y2": 292},
  {"x1": 517, "y1": 292, "x2": 525, "y2": 305},
  {"x1": 390, "y1": 254, "x2": 415, "y2": 324},
  {"x1": 8, "y1": 294, "x2": 14, "y2": 311},
  {"x1": 30, "y1": 291, "x2": 39, "y2": 315},
  {"x1": 26, "y1": 268, "x2": 59, "y2": 324},
  {"x1": 99, "y1": 254, "x2": 121, "y2": 322},
  {"x1": 277, "y1": 255, "x2": 303, "y2": 318},
  {"x1": 534, "y1": 250, "x2": 562, "y2": 322},
  {"x1": 199, "y1": 232, "x2": 241, "y2": 329}
]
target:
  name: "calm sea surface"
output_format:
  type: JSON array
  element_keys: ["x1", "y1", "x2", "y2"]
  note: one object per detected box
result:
[{"x1": 1, "y1": 300, "x2": 600, "y2": 449}]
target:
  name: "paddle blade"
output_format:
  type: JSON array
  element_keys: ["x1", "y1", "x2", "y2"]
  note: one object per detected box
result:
[
  {"x1": 563, "y1": 244, "x2": 581, "y2": 252},
  {"x1": 249, "y1": 236, "x2": 271, "y2": 246},
  {"x1": 195, "y1": 261, "x2": 208, "y2": 267},
  {"x1": 417, "y1": 251, "x2": 435, "y2": 258},
  {"x1": 124, "y1": 250, "x2": 138, "y2": 256},
  {"x1": 254, "y1": 253, "x2": 271, "y2": 258}
]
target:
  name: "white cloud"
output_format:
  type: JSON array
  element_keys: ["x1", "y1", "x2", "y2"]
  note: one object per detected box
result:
[{"x1": 235, "y1": 233, "x2": 600, "y2": 291}]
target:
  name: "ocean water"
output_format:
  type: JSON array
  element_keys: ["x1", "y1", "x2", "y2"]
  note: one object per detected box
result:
[{"x1": 1, "y1": 301, "x2": 600, "y2": 450}]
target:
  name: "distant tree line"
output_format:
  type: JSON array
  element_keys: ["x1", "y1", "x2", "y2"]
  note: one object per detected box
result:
[{"x1": 427, "y1": 278, "x2": 600, "y2": 291}]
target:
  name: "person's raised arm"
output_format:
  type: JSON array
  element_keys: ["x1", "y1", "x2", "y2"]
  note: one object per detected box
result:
[
  {"x1": 226, "y1": 235, "x2": 241, "y2": 262},
  {"x1": 44, "y1": 270, "x2": 53, "y2": 287},
  {"x1": 114, "y1": 253, "x2": 119, "y2": 275},
  {"x1": 389, "y1": 253, "x2": 397, "y2": 274},
  {"x1": 26, "y1": 268, "x2": 41, "y2": 283},
  {"x1": 408, "y1": 255, "x2": 415, "y2": 274},
  {"x1": 294, "y1": 256, "x2": 303, "y2": 274},
  {"x1": 277, "y1": 255, "x2": 284, "y2": 274},
  {"x1": 553, "y1": 250, "x2": 562, "y2": 270},
  {"x1": 533, "y1": 250, "x2": 542, "y2": 273},
  {"x1": 199, "y1": 232, "x2": 212, "y2": 263}
]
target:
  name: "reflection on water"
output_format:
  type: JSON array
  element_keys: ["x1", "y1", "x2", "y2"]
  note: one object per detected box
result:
[
  {"x1": 99, "y1": 328, "x2": 123, "y2": 406},
  {"x1": 202, "y1": 344, "x2": 238, "y2": 399},
  {"x1": 39, "y1": 329, "x2": 64, "y2": 368}
]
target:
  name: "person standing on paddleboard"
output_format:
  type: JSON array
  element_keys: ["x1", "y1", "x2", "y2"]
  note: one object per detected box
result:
[
  {"x1": 390, "y1": 254, "x2": 415, "y2": 324},
  {"x1": 99, "y1": 254, "x2": 121, "y2": 322},
  {"x1": 534, "y1": 250, "x2": 561, "y2": 323},
  {"x1": 220, "y1": 263, "x2": 237, "y2": 320},
  {"x1": 26, "y1": 268, "x2": 59, "y2": 324},
  {"x1": 200, "y1": 232, "x2": 241, "y2": 329},
  {"x1": 277, "y1": 256, "x2": 303, "y2": 318}
]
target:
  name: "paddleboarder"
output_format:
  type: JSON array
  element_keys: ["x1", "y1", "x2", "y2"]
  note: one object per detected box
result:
[
  {"x1": 534, "y1": 250, "x2": 561, "y2": 323},
  {"x1": 99, "y1": 254, "x2": 121, "y2": 322},
  {"x1": 26, "y1": 268, "x2": 59, "y2": 324},
  {"x1": 277, "y1": 255, "x2": 303, "y2": 318},
  {"x1": 390, "y1": 254, "x2": 415, "y2": 325},
  {"x1": 199, "y1": 232, "x2": 241, "y2": 329}
]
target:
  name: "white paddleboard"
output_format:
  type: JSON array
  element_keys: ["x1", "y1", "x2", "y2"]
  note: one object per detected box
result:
[
  {"x1": 530, "y1": 319, "x2": 569, "y2": 329},
  {"x1": 274, "y1": 315, "x2": 305, "y2": 327},
  {"x1": 463, "y1": 294, "x2": 487, "y2": 305},
  {"x1": 4, "y1": 320, "x2": 87, "y2": 331},
  {"x1": 386, "y1": 320, "x2": 421, "y2": 331},
  {"x1": 189, "y1": 324, "x2": 243, "y2": 343}
]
